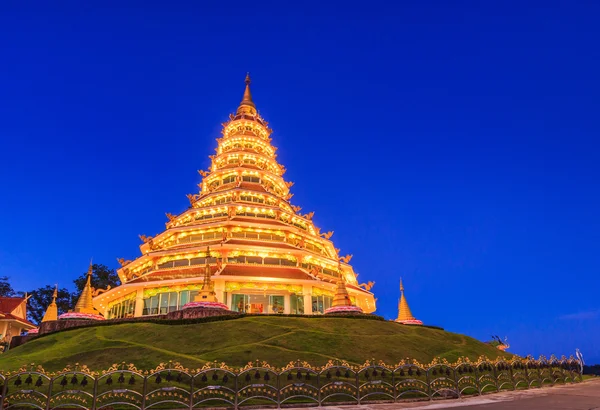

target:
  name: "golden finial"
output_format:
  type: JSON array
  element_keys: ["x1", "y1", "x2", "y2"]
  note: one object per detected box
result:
[
  {"x1": 236, "y1": 73, "x2": 257, "y2": 115},
  {"x1": 400, "y1": 277, "x2": 404, "y2": 293}
]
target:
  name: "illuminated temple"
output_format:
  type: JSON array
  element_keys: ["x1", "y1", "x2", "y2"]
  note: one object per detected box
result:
[{"x1": 93, "y1": 75, "x2": 376, "y2": 318}]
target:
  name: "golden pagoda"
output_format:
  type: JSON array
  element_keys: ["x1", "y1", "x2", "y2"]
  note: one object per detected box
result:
[
  {"x1": 395, "y1": 279, "x2": 422, "y2": 325},
  {"x1": 94, "y1": 75, "x2": 377, "y2": 318},
  {"x1": 324, "y1": 265, "x2": 363, "y2": 314},
  {"x1": 59, "y1": 262, "x2": 105, "y2": 320},
  {"x1": 41, "y1": 285, "x2": 59, "y2": 322},
  {"x1": 182, "y1": 246, "x2": 229, "y2": 310}
]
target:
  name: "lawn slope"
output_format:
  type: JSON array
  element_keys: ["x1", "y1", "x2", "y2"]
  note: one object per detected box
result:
[{"x1": 0, "y1": 317, "x2": 510, "y2": 371}]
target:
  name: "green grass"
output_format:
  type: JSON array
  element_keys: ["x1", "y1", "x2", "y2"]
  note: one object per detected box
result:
[{"x1": 0, "y1": 316, "x2": 511, "y2": 372}]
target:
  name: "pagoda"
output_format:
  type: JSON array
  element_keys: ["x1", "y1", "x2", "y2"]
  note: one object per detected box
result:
[
  {"x1": 28, "y1": 285, "x2": 59, "y2": 334},
  {"x1": 395, "y1": 279, "x2": 422, "y2": 325},
  {"x1": 59, "y1": 262, "x2": 105, "y2": 321},
  {"x1": 93, "y1": 75, "x2": 376, "y2": 318},
  {"x1": 324, "y1": 265, "x2": 364, "y2": 314}
]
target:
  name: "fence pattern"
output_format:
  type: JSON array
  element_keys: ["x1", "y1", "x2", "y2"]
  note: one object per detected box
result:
[{"x1": 0, "y1": 355, "x2": 581, "y2": 409}]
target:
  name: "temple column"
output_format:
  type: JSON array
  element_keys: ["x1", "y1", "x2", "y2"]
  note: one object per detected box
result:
[
  {"x1": 303, "y1": 284, "x2": 313, "y2": 315},
  {"x1": 214, "y1": 281, "x2": 225, "y2": 303},
  {"x1": 283, "y1": 294, "x2": 291, "y2": 314},
  {"x1": 226, "y1": 286, "x2": 233, "y2": 310},
  {"x1": 134, "y1": 290, "x2": 144, "y2": 317}
]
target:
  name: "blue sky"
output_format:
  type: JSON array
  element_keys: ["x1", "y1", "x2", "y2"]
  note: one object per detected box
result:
[{"x1": 1, "y1": 1, "x2": 599, "y2": 363}]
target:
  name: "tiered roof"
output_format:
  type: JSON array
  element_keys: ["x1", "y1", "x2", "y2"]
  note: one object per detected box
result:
[{"x1": 104, "y1": 75, "x2": 375, "y2": 312}]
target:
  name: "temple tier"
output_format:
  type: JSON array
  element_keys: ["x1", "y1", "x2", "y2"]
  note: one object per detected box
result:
[{"x1": 93, "y1": 75, "x2": 377, "y2": 318}]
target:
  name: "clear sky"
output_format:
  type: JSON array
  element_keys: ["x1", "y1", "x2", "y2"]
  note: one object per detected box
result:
[{"x1": 1, "y1": 1, "x2": 599, "y2": 363}]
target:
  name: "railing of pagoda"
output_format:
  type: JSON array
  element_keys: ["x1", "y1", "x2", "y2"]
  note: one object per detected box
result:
[{"x1": 0, "y1": 356, "x2": 581, "y2": 409}]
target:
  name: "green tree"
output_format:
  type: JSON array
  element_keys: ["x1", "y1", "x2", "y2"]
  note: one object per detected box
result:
[
  {"x1": 73, "y1": 264, "x2": 120, "y2": 294},
  {"x1": 26, "y1": 286, "x2": 75, "y2": 325},
  {"x1": 0, "y1": 276, "x2": 15, "y2": 297}
]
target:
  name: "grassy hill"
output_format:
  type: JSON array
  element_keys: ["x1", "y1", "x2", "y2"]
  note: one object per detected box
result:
[{"x1": 0, "y1": 316, "x2": 511, "y2": 372}]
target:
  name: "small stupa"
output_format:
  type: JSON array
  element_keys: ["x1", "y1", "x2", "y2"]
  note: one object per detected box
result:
[
  {"x1": 182, "y1": 246, "x2": 229, "y2": 310},
  {"x1": 395, "y1": 279, "x2": 422, "y2": 325},
  {"x1": 324, "y1": 265, "x2": 364, "y2": 314},
  {"x1": 42, "y1": 285, "x2": 59, "y2": 322},
  {"x1": 59, "y1": 261, "x2": 105, "y2": 320}
]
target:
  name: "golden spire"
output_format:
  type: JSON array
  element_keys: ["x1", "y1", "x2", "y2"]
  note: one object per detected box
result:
[
  {"x1": 193, "y1": 246, "x2": 218, "y2": 302},
  {"x1": 397, "y1": 278, "x2": 416, "y2": 321},
  {"x1": 41, "y1": 285, "x2": 59, "y2": 322},
  {"x1": 236, "y1": 73, "x2": 257, "y2": 116},
  {"x1": 72, "y1": 260, "x2": 101, "y2": 315},
  {"x1": 331, "y1": 263, "x2": 353, "y2": 307}
]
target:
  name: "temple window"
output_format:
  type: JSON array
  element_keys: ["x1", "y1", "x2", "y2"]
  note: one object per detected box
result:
[
  {"x1": 311, "y1": 295, "x2": 333, "y2": 314},
  {"x1": 214, "y1": 197, "x2": 230, "y2": 205},
  {"x1": 194, "y1": 211, "x2": 228, "y2": 221},
  {"x1": 240, "y1": 194, "x2": 264, "y2": 204},
  {"x1": 290, "y1": 294, "x2": 305, "y2": 314},
  {"x1": 106, "y1": 298, "x2": 135, "y2": 319},
  {"x1": 242, "y1": 175, "x2": 260, "y2": 183},
  {"x1": 231, "y1": 294, "x2": 284, "y2": 314},
  {"x1": 223, "y1": 175, "x2": 236, "y2": 184},
  {"x1": 142, "y1": 290, "x2": 199, "y2": 315}
]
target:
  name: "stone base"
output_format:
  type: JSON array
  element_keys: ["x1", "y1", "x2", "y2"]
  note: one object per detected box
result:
[
  {"x1": 395, "y1": 319, "x2": 423, "y2": 325},
  {"x1": 182, "y1": 301, "x2": 230, "y2": 310},
  {"x1": 58, "y1": 312, "x2": 105, "y2": 321},
  {"x1": 324, "y1": 305, "x2": 364, "y2": 315},
  {"x1": 166, "y1": 306, "x2": 238, "y2": 320}
]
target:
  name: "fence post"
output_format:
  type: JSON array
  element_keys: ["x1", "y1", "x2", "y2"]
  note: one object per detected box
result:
[
  {"x1": 475, "y1": 365, "x2": 481, "y2": 395},
  {"x1": 276, "y1": 370, "x2": 281, "y2": 409},
  {"x1": 0, "y1": 375, "x2": 8, "y2": 409},
  {"x1": 317, "y1": 373, "x2": 321, "y2": 407},
  {"x1": 45, "y1": 376, "x2": 54, "y2": 410},
  {"x1": 141, "y1": 374, "x2": 147, "y2": 410},
  {"x1": 427, "y1": 368, "x2": 432, "y2": 400},
  {"x1": 189, "y1": 372, "x2": 194, "y2": 410},
  {"x1": 453, "y1": 366, "x2": 461, "y2": 399},
  {"x1": 234, "y1": 371, "x2": 238, "y2": 410},
  {"x1": 355, "y1": 369, "x2": 360, "y2": 404},
  {"x1": 91, "y1": 375, "x2": 98, "y2": 410},
  {"x1": 392, "y1": 367, "x2": 396, "y2": 403}
]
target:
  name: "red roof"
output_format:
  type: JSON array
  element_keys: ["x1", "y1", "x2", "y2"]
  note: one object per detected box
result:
[
  {"x1": 0, "y1": 297, "x2": 36, "y2": 328},
  {"x1": 0, "y1": 297, "x2": 25, "y2": 314}
]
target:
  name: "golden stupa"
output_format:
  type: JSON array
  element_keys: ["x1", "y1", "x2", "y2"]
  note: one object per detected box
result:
[
  {"x1": 93, "y1": 75, "x2": 376, "y2": 318},
  {"x1": 324, "y1": 264, "x2": 363, "y2": 314},
  {"x1": 395, "y1": 279, "x2": 422, "y2": 325},
  {"x1": 41, "y1": 285, "x2": 59, "y2": 322},
  {"x1": 59, "y1": 262, "x2": 105, "y2": 320}
]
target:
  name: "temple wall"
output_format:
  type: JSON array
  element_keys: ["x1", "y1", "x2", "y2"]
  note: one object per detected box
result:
[{"x1": 9, "y1": 335, "x2": 35, "y2": 349}]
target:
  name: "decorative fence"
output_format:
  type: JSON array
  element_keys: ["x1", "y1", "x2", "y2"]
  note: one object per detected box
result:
[{"x1": 0, "y1": 355, "x2": 581, "y2": 409}]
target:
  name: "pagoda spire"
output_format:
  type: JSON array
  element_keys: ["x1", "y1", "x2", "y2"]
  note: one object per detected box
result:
[
  {"x1": 192, "y1": 246, "x2": 218, "y2": 303},
  {"x1": 41, "y1": 285, "x2": 59, "y2": 322},
  {"x1": 395, "y1": 278, "x2": 423, "y2": 325},
  {"x1": 324, "y1": 263, "x2": 363, "y2": 314},
  {"x1": 236, "y1": 73, "x2": 257, "y2": 116},
  {"x1": 72, "y1": 260, "x2": 100, "y2": 315}
]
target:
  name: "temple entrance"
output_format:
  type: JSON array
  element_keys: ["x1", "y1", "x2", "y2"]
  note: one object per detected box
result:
[{"x1": 231, "y1": 294, "x2": 284, "y2": 314}]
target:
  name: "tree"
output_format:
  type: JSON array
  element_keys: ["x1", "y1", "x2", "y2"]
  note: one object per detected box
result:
[
  {"x1": 0, "y1": 276, "x2": 15, "y2": 297},
  {"x1": 26, "y1": 286, "x2": 75, "y2": 325},
  {"x1": 73, "y1": 264, "x2": 120, "y2": 294}
]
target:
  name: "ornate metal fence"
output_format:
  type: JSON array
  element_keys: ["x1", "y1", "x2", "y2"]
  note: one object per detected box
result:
[{"x1": 0, "y1": 356, "x2": 581, "y2": 409}]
